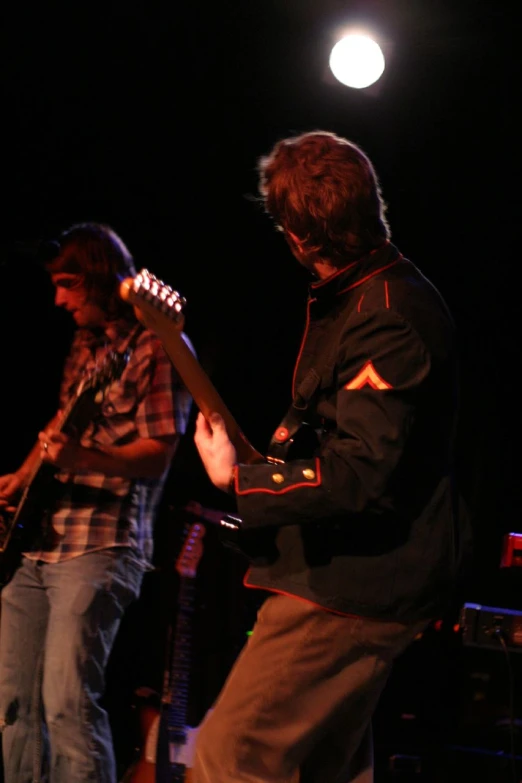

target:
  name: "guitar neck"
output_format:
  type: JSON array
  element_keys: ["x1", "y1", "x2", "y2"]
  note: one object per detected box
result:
[
  {"x1": 119, "y1": 276, "x2": 264, "y2": 465},
  {"x1": 21, "y1": 381, "x2": 99, "y2": 492},
  {"x1": 166, "y1": 575, "x2": 194, "y2": 735},
  {"x1": 24, "y1": 388, "x2": 80, "y2": 483}
]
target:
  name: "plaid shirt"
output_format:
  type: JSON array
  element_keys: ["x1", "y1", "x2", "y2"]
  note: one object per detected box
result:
[{"x1": 25, "y1": 320, "x2": 193, "y2": 566}]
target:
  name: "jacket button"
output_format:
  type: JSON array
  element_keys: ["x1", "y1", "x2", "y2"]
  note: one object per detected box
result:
[
  {"x1": 302, "y1": 469, "x2": 316, "y2": 480},
  {"x1": 271, "y1": 473, "x2": 285, "y2": 484}
]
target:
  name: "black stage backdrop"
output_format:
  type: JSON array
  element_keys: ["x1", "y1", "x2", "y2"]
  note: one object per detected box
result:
[{"x1": 1, "y1": 2, "x2": 520, "y2": 780}]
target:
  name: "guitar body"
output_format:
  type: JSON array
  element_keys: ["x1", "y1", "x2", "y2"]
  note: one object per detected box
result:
[
  {"x1": 0, "y1": 473, "x2": 59, "y2": 587},
  {"x1": 120, "y1": 702, "x2": 160, "y2": 783},
  {"x1": 121, "y1": 700, "x2": 200, "y2": 783}
]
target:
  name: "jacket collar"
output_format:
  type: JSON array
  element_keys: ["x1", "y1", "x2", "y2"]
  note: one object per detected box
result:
[{"x1": 308, "y1": 241, "x2": 402, "y2": 302}]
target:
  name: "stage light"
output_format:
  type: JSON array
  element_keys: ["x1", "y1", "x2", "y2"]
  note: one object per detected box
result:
[{"x1": 329, "y1": 33, "x2": 385, "y2": 89}]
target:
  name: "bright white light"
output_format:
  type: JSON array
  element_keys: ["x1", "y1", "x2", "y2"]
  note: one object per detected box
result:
[{"x1": 329, "y1": 34, "x2": 385, "y2": 89}]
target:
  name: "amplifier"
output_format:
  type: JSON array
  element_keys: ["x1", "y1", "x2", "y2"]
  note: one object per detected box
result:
[
  {"x1": 500, "y1": 532, "x2": 522, "y2": 568},
  {"x1": 460, "y1": 602, "x2": 522, "y2": 652}
]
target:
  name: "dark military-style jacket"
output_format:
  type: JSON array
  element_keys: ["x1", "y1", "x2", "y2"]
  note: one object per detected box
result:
[{"x1": 232, "y1": 241, "x2": 469, "y2": 623}]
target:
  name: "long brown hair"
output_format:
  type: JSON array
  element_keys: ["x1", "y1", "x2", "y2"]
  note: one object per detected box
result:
[
  {"x1": 45, "y1": 222, "x2": 137, "y2": 321},
  {"x1": 257, "y1": 130, "x2": 390, "y2": 264}
]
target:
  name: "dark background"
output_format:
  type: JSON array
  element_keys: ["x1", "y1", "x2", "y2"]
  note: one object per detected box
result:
[{"x1": 1, "y1": 1, "x2": 521, "y2": 780}]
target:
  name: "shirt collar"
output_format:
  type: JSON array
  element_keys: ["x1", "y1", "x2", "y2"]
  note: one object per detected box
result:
[{"x1": 76, "y1": 319, "x2": 138, "y2": 353}]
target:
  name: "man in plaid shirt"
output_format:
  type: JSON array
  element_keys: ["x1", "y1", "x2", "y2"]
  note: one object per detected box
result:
[{"x1": 0, "y1": 223, "x2": 193, "y2": 783}]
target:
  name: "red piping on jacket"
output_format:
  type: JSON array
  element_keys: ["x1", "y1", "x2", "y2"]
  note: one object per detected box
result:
[
  {"x1": 242, "y1": 578, "x2": 362, "y2": 619},
  {"x1": 236, "y1": 458, "x2": 322, "y2": 496},
  {"x1": 337, "y1": 259, "x2": 401, "y2": 296},
  {"x1": 291, "y1": 256, "x2": 401, "y2": 397}
]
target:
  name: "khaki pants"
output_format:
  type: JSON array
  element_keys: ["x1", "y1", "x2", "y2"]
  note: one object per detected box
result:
[{"x1": 192, "y1": 593, "x2": 427, "y2": 783}]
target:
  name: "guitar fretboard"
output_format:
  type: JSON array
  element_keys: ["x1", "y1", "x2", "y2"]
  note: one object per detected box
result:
[{"x1": 167, "y1": 574, "x2": 196, "y2": 740}]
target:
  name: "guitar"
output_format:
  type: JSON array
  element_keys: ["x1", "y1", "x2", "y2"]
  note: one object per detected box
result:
[
  {"x1": 119, "y1": 270, "x2": 264, "y2": 465},
  {"x1": 121, "y1": 521, "x2": 206, "y2": 783},
  {"x1": 119, "y1": 270, "x2": 309, "y2": 564},
  {"x1": 0, "y1": 349, "x2": 130, "y2": 585}
]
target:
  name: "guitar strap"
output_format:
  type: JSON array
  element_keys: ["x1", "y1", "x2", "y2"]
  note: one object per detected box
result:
[
  {"x1": 80, "y1": 322, "x2": 143, "y2": 392},
  {"x1": 117, "y1": 321, "x2": 144, "y2": 359},
  {"x1": 266, "y1": 347, "x2": 336, "y2": 464}
]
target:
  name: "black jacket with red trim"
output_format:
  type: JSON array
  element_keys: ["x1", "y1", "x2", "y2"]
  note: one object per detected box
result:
[{"x1": 233, "y1": 241, "x2": 470, "y2": 622}]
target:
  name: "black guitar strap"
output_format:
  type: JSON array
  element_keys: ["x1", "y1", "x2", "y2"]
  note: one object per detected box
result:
[
  {"x1": 118, "y1": 321, "x2": 144, "y2": 359},
  {"x1": 266, "y1": 369, "x2": 320, "y2": 464},
  {"x1": 93, "y1": 322, "x2": 144, "y2": 380},
  {"x1": 266, "y1": 337, "x2": 337, "y2": 464},
  {"x1": 266, "y1": 309, "x2": 347, "y2": 464}
]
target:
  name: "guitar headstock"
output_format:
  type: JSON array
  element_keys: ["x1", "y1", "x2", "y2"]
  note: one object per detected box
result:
[
  {"x1": 176, "y1": 522, "x2": 205, "y2": 579},
  {"x1": 119, "y1": 269, "x2": 186, "y2": 325}
]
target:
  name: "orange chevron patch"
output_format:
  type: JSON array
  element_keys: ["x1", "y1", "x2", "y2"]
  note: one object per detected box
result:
[{"x1": 344, "y1": 361, "x2": 392, "y2": 390}]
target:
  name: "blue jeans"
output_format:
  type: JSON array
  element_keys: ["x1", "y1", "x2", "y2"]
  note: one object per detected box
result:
[{"x1": 0, "y1": 548, "x2": 144, "y2": 783}]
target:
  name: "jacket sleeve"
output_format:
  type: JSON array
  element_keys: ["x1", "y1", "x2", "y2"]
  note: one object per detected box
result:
[{"x1": 234, "y1": 308, "x2": 432, "y2": 530}]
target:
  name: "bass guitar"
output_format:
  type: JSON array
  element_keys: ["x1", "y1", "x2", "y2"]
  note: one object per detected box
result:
[
  {"x1": 0, "y1": 349, "x2": 130, "y2": 585},
  {"x1": 121, "y1": 521, "x2": 206, "y2": 783}
]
